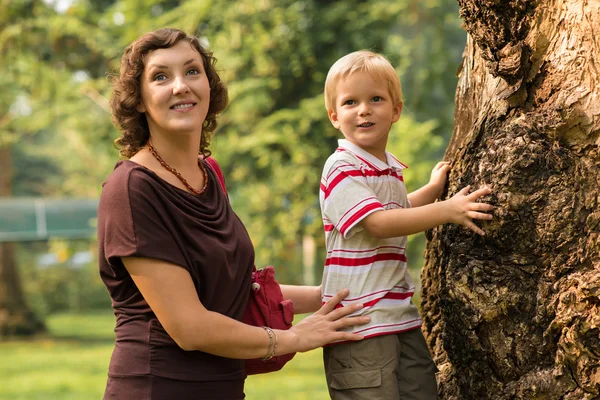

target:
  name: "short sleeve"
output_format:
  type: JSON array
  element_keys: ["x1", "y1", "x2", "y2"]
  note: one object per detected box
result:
[
  {"x1": 321, "y1": 160, "x2": 384, "y2": 239},
  {"x1": 98, "y1": 167, "x2": 187, "y2": 270}
]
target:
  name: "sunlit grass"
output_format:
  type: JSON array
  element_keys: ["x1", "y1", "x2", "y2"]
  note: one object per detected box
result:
[
  {"x1": 0, "y1": 311, "x2": 115, "y2": 400},
  {"x1": 0, "y1": 282, "x2": 424, "y2": 400},
  {"x1": 0, "y1": 311, "x2": 330, "y2": 400},
  {"x1": 245, "y1": 348, "x2": 329, "y2": 399}
]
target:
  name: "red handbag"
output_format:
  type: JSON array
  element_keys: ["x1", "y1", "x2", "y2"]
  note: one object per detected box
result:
[
  {"x1": 204, "y1": 157, "x2": 296, "y2": 375},
  {"x1": 241, "y1": 265, "x2": 295, "y2": 374}
]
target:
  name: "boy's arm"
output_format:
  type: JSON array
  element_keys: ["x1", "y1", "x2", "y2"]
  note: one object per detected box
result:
[
  {"x1": 361, "y1": 185, "x2": 493, "y2": 238},
  {"x1": 280, "y1": 284, "x2": 322, "y2": 314},
  {"x1": 407, "y1": 161, "x2": 452, "y2": 207},
  {"x1": 407, "y1": 183, "x2": 445, "y2": 208}
]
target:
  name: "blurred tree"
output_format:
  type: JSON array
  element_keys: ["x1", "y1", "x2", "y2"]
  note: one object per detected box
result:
[
  {"x1": 3, "y1": 0, "x2": 466, "y2": 325},
  {"x1": 421, "y1": 0, "x2": 600, "y2": 398},
  {"x1": 0, "y1": 0, "x2": 51, "y2": 337},
  {"x1": 201, "y1": 0, "x2": 464, "y2": 283}
]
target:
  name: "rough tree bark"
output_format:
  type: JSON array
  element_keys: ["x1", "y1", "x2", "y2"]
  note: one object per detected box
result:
[
  {"x1": 421, "y1": 0, "x2": 600, "y2": 399},
  {"x1": 0, "y1": 147, "x2": 45, "y2": 338}
]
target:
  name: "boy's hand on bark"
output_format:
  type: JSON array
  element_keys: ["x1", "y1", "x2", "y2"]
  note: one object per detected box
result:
[
  {"x1": 447, "y1": 185, "x2": 494, "y2": 236},
  {"x1": 428, "y1": 162, "x2": 452, "y2": 198}
]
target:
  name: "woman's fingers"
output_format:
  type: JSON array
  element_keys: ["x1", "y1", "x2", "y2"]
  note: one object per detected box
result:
[
  {"x1": 331, "y1": 315, "x2": 370, "y2": 330},
  {"x1": 325, "y1": 303, "x2": 363, "y2": 321},
  {"x1": 317, "y1": 288, "x2": 350, "y2": 315},
  {"x1": 333, "y1": 332, "x2": 365, "y2": 342}
]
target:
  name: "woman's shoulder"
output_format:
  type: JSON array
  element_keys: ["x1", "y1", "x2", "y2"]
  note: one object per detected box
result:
[{"x1": 102, "y1": 160, "x2": 158, "y2": 194}]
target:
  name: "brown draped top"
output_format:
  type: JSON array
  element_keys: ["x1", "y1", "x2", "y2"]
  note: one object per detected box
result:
[{"x1": 98, "y1": 159, "x2": 254, "y2": 383}]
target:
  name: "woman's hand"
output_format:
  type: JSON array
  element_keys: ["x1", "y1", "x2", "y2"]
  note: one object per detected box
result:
[
  {"x1": 428, "y1": 161, "x2": 452, "y2": 199},
  {"x1": 446, "y1": 185, "x2": 494, "y2": 236},
  {"x1": 288, "y1": 289, "x2": 370, "y2": 353}
]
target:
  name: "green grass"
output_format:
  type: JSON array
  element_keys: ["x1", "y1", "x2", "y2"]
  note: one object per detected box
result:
[
  {"x1": 245, "y1": 349, "x2": 329, "y2": 400},
  {"x1": 0, "y1": 311, "x2": 115, "y2": 400},
  {"x1": 0, "y1": 311, "x2": 330, "y2": 400}
]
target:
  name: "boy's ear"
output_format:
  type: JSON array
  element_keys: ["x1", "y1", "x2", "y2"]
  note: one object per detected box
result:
[
  {"x1": 328, "y1": 109, "x2": 341, "y2": 130},
  {"x1": 391, "y1": 101, "x2": 403, "y2": 123}
]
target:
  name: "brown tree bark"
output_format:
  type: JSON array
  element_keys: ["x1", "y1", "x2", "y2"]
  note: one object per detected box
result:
[
  {"x1": 421, "y1": 1, "x2": 600, "y2": 399},
  {"x1": 0, "y1": 147, "x2": 45, "y2": 338}
]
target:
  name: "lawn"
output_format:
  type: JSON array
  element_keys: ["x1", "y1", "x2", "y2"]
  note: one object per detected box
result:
[{"x1": 0, "y1": 311, "x2": 330, "y2": 400}]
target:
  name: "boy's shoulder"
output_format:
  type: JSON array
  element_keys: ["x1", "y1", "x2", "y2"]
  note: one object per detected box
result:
[{"x1": 323, "y1": 148, "x2": 362, "y2": 170}]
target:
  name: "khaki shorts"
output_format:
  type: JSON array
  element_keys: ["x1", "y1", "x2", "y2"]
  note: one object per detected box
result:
[{"x1": 323, "y1": 328, "x2": 438, "y2": 400}]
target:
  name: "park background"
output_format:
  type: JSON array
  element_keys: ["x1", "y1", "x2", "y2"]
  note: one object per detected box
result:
[{"x1": 1, "y1": 0, "x2": 466, "y2": 398}]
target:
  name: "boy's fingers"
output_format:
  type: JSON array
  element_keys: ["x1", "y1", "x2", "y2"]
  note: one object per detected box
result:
[
  {"x1": 468, "y1": 211, "x2": 493, "y2": 220},
  {"x1": 472, "y1": 203, "x2": 494, "y2": 211},
  {"x1": 459, "y1": 185, "x2": 471, "y2": 195},
  {"x1": 469, "y1": 186, "x2": 491, "y2": 199},
  {"x1": 467, "y1": 223, "x2": 485, "y2": 236}
]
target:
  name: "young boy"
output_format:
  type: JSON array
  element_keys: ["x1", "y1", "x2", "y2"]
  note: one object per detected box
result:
[{"x1": 319, "y1": 50, "x2": 494, "y2": 399}]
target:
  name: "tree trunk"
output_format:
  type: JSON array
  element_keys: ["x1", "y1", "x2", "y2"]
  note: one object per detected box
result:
[
  {"x1": 0, "y1": 147, "x2": 46, "y2": 338},
  {"x1": 421, "y1": 1, "x2": 600, "y2": 399}
]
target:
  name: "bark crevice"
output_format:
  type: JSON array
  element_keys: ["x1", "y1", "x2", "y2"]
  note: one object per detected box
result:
[{"x1": 422, "y1": 0, "x2": 600, "y2": 398}]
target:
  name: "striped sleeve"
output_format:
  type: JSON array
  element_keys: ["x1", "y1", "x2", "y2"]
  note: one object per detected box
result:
[{"x1": 321, "y1": 160, "x2": 383, "y2": 239}]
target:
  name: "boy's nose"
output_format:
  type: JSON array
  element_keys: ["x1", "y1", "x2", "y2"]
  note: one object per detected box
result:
[{"x1": 358, "y1": 105, "x2": 372, "y2": 116}]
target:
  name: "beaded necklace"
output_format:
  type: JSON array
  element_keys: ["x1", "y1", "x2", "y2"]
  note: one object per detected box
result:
[{"x1": 147, "y1": 142, "x2": 208, "y2": 195}]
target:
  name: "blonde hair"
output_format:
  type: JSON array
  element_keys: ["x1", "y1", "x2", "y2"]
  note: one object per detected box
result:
[{"x1": 324, "y1": 50, "x2": 402, "y2": 111}]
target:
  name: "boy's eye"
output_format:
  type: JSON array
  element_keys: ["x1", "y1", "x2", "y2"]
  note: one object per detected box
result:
[
  {"x1": 372, "y1": 96, "x2": 382, "y2": 102},
  {"x1": 343, "y1": 99, "x2": 355, "y2": 106}
]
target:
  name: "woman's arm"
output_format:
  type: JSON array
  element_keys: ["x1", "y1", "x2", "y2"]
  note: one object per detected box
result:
[
  {"x1": 280, "y1": 284, "x2": 322, "y2": 314},
  {"x1": 123, "y1": 257, "x2": 368, "y2": 358}
]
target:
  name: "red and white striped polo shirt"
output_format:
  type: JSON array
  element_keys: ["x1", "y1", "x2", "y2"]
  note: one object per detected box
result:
[{"x1": 319, "y1": 139, "x2": 421, "y2": 339}]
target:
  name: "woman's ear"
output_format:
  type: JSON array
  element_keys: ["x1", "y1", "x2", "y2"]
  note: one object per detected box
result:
[
  {"x1": 328, "y1": 109, "x2": 341, "y2": 130},
  {"x1": 136, "y1": 102, "x2": 146, "y2": 113}
]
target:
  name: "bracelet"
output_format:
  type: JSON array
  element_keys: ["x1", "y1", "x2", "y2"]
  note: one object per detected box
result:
[
  {"x1": 261, "y1": 326, "x2": 275, "y2": 361},
  {"x1": 268, "y1": 328, "x2": 278, "y2": 361}
]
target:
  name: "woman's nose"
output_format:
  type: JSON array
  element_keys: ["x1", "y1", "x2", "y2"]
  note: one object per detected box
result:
[{"x1": 172, "y1": 77, "x2": 190, "y2": 94}]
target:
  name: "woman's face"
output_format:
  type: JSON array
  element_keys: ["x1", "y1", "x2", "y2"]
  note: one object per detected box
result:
[{"x1": 137, "y1": 41, "x2": 211, "y2": 139}]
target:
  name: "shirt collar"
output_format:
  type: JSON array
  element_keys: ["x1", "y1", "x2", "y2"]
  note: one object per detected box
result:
[{"x1": 337, "y1": 139, "x2": 408, "y2": 171}]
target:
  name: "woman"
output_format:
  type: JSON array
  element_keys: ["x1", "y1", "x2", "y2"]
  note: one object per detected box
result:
[{"x1": 98, "y1": 28, "x2": 369, "y2": 399}]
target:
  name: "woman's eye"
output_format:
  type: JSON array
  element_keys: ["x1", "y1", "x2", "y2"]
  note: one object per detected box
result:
[
  {"x1": 187, "y1": 68, "x2": 200, "y2": 76},
  {"x1": 372, "y1": 96, "x2": 382, "y2": 102},
  {"x1": 153, "y1": 74, "x2": 167, "y2": 81}
]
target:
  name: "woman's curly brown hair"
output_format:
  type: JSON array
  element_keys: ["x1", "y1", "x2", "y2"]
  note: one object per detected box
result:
[{"x1": 110, "y1": 28, "x2": 228, "y2": 159}]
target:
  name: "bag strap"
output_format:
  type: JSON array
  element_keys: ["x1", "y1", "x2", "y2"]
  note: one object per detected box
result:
[
  {"x1": 205, "y1": 157, "x2": 258, "y2": 274},
  {"x1": 204, "y1": 157, "x2": 227, "y2": 196}
]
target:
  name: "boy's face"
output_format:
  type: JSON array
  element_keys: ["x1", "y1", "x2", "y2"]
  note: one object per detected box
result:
[{"x1": 328, "y1": 71, "x2": 402, "y2": 161}]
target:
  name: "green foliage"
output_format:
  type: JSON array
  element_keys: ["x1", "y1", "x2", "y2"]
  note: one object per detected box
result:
[
  {"x1": 3, "y1": 0, "x2": 465, "y2": 289},
  {"x1": 16, "y1": 241, "x2": 109, "y2": 316}
]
